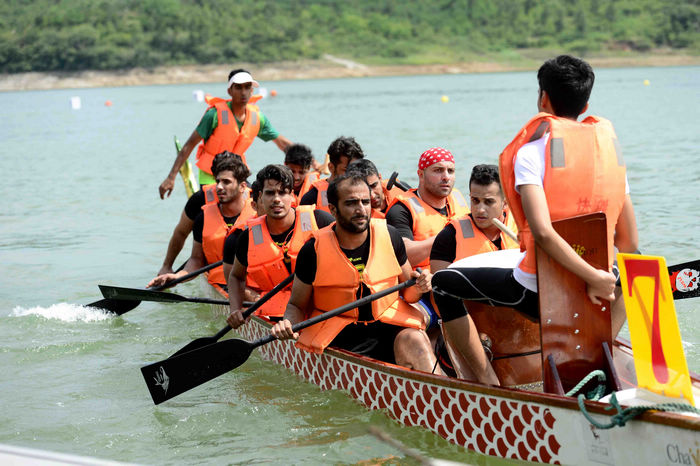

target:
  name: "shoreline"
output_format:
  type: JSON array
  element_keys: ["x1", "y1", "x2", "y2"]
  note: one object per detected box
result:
[{"x1": 1, "y1": 52, "x2": 699, "y2": 92}]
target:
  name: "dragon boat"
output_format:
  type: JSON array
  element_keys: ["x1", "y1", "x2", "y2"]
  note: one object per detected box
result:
[{"x1": 201, "y1": 212, "x2": 699, "y2": 465}]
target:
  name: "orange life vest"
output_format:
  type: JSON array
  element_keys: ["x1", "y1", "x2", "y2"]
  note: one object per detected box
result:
[
  {"x1": 452, "y1": 210, "x2": 520, "y2": 260},
  {"x1": 371, "y1": 180, "x2": 404, "y2": 219},
  {"x1": 245, "y1": 206, "x2": 319, "y2": 317},
  {"x1": 499, "y1": 113, "x2": 627, "y2": 274},
  {"x1": 310, "y1": 178, "x2": 330, "y2": 213},
  {"x1": 294, "y1": 172, "x2": 320, "y2": 205},
  {"x1": 296, "y1": 219, "x2": 426, "y2": 354},
  {"x1": 201, "y1": 197, "x2": 258, "y2": 286},
  {"x1": 195, "y1": 99, "x2": 261, "y2": 174},
  {"x1": 387, "y1": 188, "x2": 470, "y2": 269},
  {"x1": 201, "y1": 184, "x2": 218, "y2": 205}
]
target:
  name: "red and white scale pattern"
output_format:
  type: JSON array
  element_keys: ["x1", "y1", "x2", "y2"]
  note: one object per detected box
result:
[{"x1": 238, "y1": 318, "x2": 563, "y2": 463}]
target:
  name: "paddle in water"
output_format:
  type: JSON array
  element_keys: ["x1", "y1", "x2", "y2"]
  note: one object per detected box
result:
[
  {"x1": 87, "y1": 260, "x2": 223, "y2": 315},
  {"x1": 141, "y1": 275, "x2": 417, "y2": 405},
  {"x1": 167, "y1": 273, "x2": 295, "y2": 359}
]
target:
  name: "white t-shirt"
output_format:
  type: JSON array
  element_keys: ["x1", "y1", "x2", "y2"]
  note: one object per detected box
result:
[{"x1": 512, "y1": 133, "x2": 630, "y2": 292}]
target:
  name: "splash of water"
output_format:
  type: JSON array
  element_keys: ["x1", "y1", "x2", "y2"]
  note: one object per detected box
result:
[{"x1": 11, "y1": 303, "x2": 112, "y2": 322}]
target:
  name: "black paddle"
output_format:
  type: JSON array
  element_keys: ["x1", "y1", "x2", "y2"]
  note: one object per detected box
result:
[
  {"x1": 386, "y1": 171, "x2": 411, "y2": 192},
  {"x1": 98, "y1": 284, "x2": 245, "y2": 307},
  {"x1": 87, "y1": 260, "x2": 223, "y2": 315},
  {"x1": 141, "y1": 274, "x2": 418, "y2": 405},
  {"x1": 167, "y1": 273, "x2": 295, "y2": 359}
]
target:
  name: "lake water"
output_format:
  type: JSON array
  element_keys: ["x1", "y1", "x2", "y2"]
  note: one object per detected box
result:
[{"x1": 0, "y1": 65, "x2": 698, "y2": 464}]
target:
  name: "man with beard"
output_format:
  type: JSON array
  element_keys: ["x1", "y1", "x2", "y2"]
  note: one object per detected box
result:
[
  {"x1": 270, "y1": 174, "x2": 442, "y2": 373},
  {"x1": 385, "y1": 147, "x2": 470, "y2": 271},
  {"x1": 148, "y1": 152, "x2": 256, "y2": 294},
  {"x1": 225, "y1": 165, "x2": 334, "y2": 325}
]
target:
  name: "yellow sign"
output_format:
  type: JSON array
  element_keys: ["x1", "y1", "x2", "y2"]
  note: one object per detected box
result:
[{"x1": 618, "y1": 254, "x2": 694, "y2": 404}]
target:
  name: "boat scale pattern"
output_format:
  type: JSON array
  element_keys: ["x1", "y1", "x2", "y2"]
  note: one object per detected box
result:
[{"x1": 237, "y1": 317, "x2": 562, "y2": 463}]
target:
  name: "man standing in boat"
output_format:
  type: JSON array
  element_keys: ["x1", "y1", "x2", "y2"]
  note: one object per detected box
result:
[
  {"x1": 270, "y1": 174, "x2": 442, "y2": 373},
  {"x1": 225, "y1": 165, "x2": 335, "y2": 325},
  {"x1": 432, "y1": 55, "x2": 639, "y2": 385},
  {"x1": 159, "y1": 69, "x2": 293, "y2": 198},
  {"x1": 299, "y1": 136, "x2": 365, "y2": 213},
  {"x1": 148, "y1": 152, "x2": 257, "y2": 294},
  {"x1": 385, "y1": 147, "x2": 470, "y2": 272}
]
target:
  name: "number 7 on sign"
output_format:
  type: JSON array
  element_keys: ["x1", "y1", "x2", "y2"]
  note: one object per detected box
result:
[{"x1": 617, "y1": 253, "x2": 694, "y2": 405}]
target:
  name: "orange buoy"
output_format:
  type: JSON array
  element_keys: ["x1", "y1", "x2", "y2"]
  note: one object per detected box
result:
[
  {"x1": 270, "y1": 89, "x2": 278, "y2": 97},
  {"x1": 105, "y1": 100, "x2": 113, "y2": 107}
]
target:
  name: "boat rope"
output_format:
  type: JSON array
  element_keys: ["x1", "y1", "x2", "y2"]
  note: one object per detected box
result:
[
  {"x1": 577, "y1": 391, "x2": 700, "y2": 430},
  {"x1": 565, "y1": 369, "x2": 607, "y2": 400}
]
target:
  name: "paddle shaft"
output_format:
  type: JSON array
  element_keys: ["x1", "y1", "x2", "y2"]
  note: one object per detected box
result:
[
  {"x1": 207, "y1": 273, "x2": 295, "y2": 342},
  {"x1": 250, "y1": 275, "x2": 418, "y2": 349},
  {"x1": 386, "y1": 171, "x2": 411, "y2": 192}
]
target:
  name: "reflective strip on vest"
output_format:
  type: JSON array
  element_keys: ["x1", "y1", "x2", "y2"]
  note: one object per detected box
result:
[
  {"x1": 459, "y1": 218, "x2": 475, "y2": 238},
  {"x1": 529, "y1": 120, "x2": 550, "y2": 142},
  {"x1": 299, "y1": 211, "x2": 313, "y2": 231},
  {"x1": 252, "y1": 224, "x2": 264, "y2": 245},
  {"x1": 220, "y1": 109, "x2": 229, "y2": 125},
  {"x1": 550, "y1": 137, "x2": 565, "y2": 168},
  {"x1": 407, "y1": 197, "x2": 425, "y2": 214},
  {"x1": 249, "y1": 111, "x2": 258, "y2": 127},
  {"x1": 205, "y1": 187, "x2": 216, "y2": 203},
  {"x1": 452, "y1": 190, "x2": 468, "y2": 209},
  {"x1": 320, "y1": 190, "x2": 328, "y2": 206}
]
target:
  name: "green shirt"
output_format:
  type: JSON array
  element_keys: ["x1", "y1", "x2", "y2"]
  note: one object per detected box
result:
[{"x1": 195, "y1": 101, "x2": 279, "y2": 184}]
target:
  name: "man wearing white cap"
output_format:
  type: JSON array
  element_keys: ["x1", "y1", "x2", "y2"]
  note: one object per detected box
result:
[{"x1": 159, "y1": 68, "x2": 292, "y2": 198}]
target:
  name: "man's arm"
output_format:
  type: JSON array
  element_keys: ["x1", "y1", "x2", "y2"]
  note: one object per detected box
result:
[
  {"x1": 273, "y1": 135, "x2": 292, "y2": 153},
  {"x1": 226, "y1": 258, "x2": 249, "y2": 329},
  {"x1": 520, "y1": 184, "x2": 616, "y2": 304},
  {"x1": 147, "y1": 239, "x2": 207, "y2": 288},
  {"x1": 614, "y1": 194, "x2": 638, "y2": 253},
  {"x1": 398, "y1": 261, "x2": 432, "y2": 303},
  {"x1": 159, "y1": 130, "x2": 202, "y2": 199},
  {"x1": 158, "y1": 211, "x2": 195, "y2": 275}
]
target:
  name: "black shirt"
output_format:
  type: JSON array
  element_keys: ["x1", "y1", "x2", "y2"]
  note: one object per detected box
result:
[
  {"x1": 299, "y1": 186, "x2": 319, "y2": 206},
  {"x1": 295, "y1": 224, "x2": 407, "y2": 321},
  {"x1": 385, "y1": 200, "x2": 448, "y2": 240},
  {"x1": 184, "y1": 190, "x2": 206, "y2": 221},
  {"x1": 223, "y1": 209, "x2": 335, "y2": 267}
]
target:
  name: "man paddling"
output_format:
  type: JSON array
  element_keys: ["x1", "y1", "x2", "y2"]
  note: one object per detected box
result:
[
  {"x1": 432, "y1": 55, "x2": 639, "y2": 385},
  {"x1": 284, "y1": 143, "x2": 319, "y2": 203},
  {"x1": 385, "y1": 147, "x2": 470, "y2": 271},
  {"x1": 159, "y1": 69, "x2": 293, "y2": 198},
  {"x1": 271, "y1": 174, "x2": 442, "y2": 373},
  {"x1": 148, "y1": 153, "x2": 257, "y2": 294},
  {"x1": 299, "y1": 136, "x2": 365, "y2": 212},
  {"x1": 225, "y1": 165, "x2": 334, "y2": 326}
]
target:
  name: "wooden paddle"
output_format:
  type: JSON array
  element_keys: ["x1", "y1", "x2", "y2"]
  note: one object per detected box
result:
[
  {"x1": 141, "y1": 274, "x2": 418, "y2": 405},
  {"x1": 490, "y1": 218, "x2": 699, "y2": 301},
  {"x1": 86, "y1": 260, "x2": 223, "y2": 315},
  {"x1": 167, "y1": 273, "x2": 295, "y2": 359}
]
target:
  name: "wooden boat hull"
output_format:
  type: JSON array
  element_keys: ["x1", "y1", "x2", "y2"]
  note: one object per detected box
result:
[{"x1": 207, "y1": 297, "x2": 699, "y2": 465}]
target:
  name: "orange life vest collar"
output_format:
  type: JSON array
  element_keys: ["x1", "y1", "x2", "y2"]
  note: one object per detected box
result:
[
  {"x1": 499, "y1": 113, "x2": 627, "y2": 274},
  {"x1": 195, "y1": 99, "x2": 261, "y2": 174}
]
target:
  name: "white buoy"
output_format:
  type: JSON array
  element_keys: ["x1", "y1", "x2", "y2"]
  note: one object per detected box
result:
[
  {"x1": 192, "y1": 90, "x2": 204, "y2": 102},
  {"x1": 70, "y1": 96, "x2": 81, "y2": 110},
  {"x1": 257, "y1": 87, "x2": 269, "y2": 99}
]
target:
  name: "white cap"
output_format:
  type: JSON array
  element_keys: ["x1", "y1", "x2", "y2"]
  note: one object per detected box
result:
[{"x1": 228, "y1": 71, "x2": 259, "y2": 88}]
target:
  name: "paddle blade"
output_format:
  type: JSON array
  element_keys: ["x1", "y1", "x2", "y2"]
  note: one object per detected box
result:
[
  {"x1": 141, "y1": 338, "x2": 254, "y2": 405},
  {"x1": 667, "y1": 259, "x2": 700, "y2": 300},
  {"x1": 85, "y1": 298, "x2": 141, "y2": 315},
  {"x1": 99, "y1": 285, "x2": 185, "y2": 303}
]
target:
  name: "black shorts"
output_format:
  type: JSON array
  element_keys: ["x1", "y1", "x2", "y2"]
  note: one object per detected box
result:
[
  {"x1": 330, "y1": 321, "x2": 404, "y2": 364},
  {"x1": 431, "y1": 267, "x2": 539, "y2": 321}
]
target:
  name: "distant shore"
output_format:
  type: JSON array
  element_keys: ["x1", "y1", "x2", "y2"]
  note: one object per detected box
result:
[{"x1": 2, "y1": 52, "x2": 699, "y2": 92}]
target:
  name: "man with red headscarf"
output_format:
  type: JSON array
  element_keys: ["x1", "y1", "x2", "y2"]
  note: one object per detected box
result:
[{"x1": 385, "y1": 147, "x2": 470, "y2": 272}]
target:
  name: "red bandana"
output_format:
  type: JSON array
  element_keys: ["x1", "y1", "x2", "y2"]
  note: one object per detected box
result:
[{"x1": 418, "y1": 147, "x2": 455, "y2": 170}]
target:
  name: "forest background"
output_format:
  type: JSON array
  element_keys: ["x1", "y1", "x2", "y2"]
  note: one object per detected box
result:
[{"x1": 1, "y1": 0, "x2": 698, "y2": 89}]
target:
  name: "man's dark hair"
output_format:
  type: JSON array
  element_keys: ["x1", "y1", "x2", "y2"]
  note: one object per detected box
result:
[
  {"x1": 212, "y1": 151, "x2": 250, "y2": 183},
  {"x1": 284, "y1": 143, "x2": 314, "y2": 169},
  {"x1": 228, "y1": 68, "x2": 251, "y2": 81},
  {"x1": 327, "y1": 173, "x2": 370, "y2": 209},
  {"x1": 250, "y1": 179, "x2": 261, "y2": 203},
  {"x1": 345, "y1": 159, "x2": 379, "y2": 179},
  {"x1": 537, "y1": 55, "x2": 594, "y2": 119},
  {"x1": 327, "y1": 136, "x2": 365, "y2": 166},
  {"x1": 469, "y1": 164, "x2": 501, "y2": 190},
  {"x1": 255, "y1": 164, "x2": 294, "y2": 193}
]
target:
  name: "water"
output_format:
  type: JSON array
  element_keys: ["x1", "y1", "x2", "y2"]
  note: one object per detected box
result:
[{"x1": 1, "y1": 66, "x2": 698, "y2": 464}]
